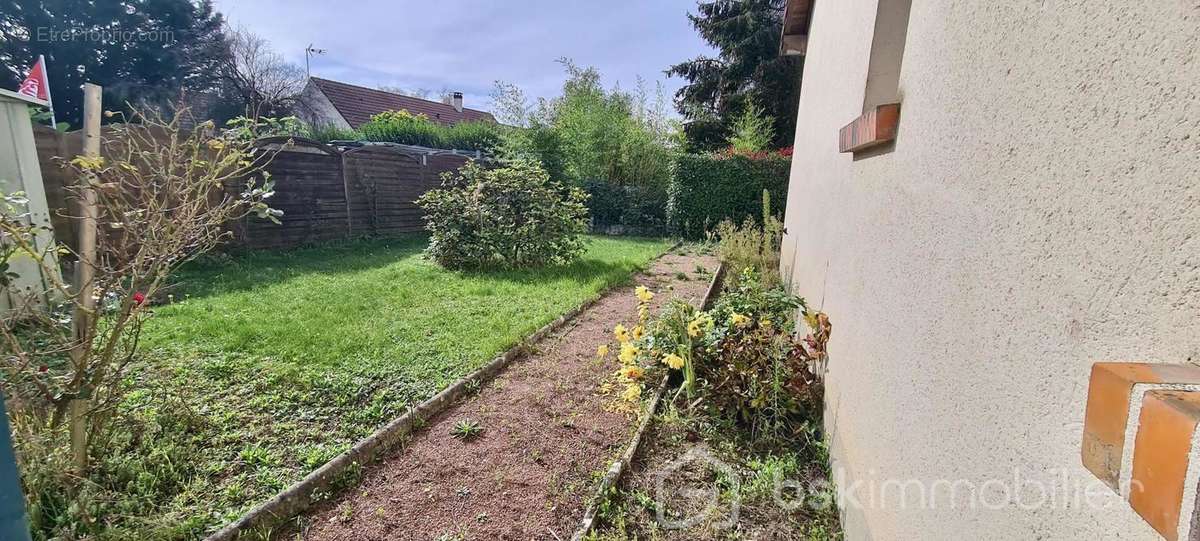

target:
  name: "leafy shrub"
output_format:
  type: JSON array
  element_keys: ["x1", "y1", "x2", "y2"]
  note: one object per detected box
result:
[
  {"x1": 417, "y1": 160, "x2": 589, "y2": 269},
  {"x1": 443, "y1": 121, "x2": 502, "y2": 152},
  {"x1": 667, "y1": 153, "x2": 790, "y2": 238},
  {"x1": 491, "y1": 60, "x2": 678, "y2": 232},
  {"x1": 358, "y1": 110, "x2": 446, "y2": 148},
  {"x1": 355, "y1": 110, "x2": 502, "y2": 152},
  {"x1": 606, "y1": 269, "x2": 827, "y2": 444},
  {"x1": 303, "y1": 123, "x2": 360, "y2": 143},
  {"x1": 497, "y1": 122, "x2": 568, "y2": 183},
  {"x1": 701, "y1": 270, "x2": 822, "y2": 443},
  {"x1": 715, "y1": 190, "x2": 784, "y2": 287}
]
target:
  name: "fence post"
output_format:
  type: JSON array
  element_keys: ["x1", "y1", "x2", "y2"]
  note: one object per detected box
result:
[
  {"x1": 0, "y1": 391, "x2": 32, "y2": 541},
  {"x1": 69, "y1": 82, "x2": 102, "y2": 474},
  {"x1": 340, "y1": 149, "x2": 352, "y2": 237}
]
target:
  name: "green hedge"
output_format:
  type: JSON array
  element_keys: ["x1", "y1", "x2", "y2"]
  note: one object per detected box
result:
[
  {"x1": 583, "y1": 180, "x2": 667, "y2": 233},
  {"x1": 355, "y1": 110, "x2": 502, "y2": 152},
  {"x1": 667, "y1": 154, "x2": 791, "y2": 238}
]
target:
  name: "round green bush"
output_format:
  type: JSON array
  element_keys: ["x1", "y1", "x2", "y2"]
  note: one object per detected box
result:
[{"x1": 418, "y1": 160, "x2": 589, "y2": 269}]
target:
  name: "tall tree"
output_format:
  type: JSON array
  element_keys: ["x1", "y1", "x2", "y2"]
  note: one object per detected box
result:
[
  {"x1": 220, "y1": 26, "x2": 305, "y2": 118},
  {"x1": 667, "y1": 0, "x2": 802, "y2": 151},
  {"x1": 0, "y1": 0, "x2": 227, "y2": 127}
]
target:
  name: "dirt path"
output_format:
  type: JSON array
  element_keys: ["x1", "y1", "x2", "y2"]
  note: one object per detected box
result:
[{"x1": 290, "y1": 248, "x2": 719, "y2": 541}]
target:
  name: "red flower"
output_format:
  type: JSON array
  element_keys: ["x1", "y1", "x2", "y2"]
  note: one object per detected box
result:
[
  {"x1": 132, "y1": 292, "x2": 146, "y2": 305},
  {"x1": 38, "y1": 365, "x2": 48, "y2": 373}
]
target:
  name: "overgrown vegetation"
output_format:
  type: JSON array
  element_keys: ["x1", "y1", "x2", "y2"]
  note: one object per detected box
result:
[
  {"x1": 588, "y1": 403, "x2": 841, "y2": 540},
  {"x1": 12, "y1": 235, "x2": 670, "y2": 540},
  {"x1": 418, "y1": 160, "x2": 589, "y2": 269},
  {"x1": 491, "y1": 60, "x2": 679, "y2": 232},
  {"x1": 714, "y1": 190, "x2": 786, "y2": 288},
  {"x1": 320, "y1": 110, "x2": 502, "y2": 152},
  {"x1": 591, "y1": 271, "x2": 838, "y2": 538},
  {"x1": 591, "y1": 227, "x2": 839, "y2": 538},
  {"x1": 2, "y1": 109, "x2": 284, "y2": 539},
  {"x1": 667, "y1": 153, "x2": 790, "y2": 238}
]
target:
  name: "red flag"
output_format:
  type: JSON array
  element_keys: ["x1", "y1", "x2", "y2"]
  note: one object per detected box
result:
[{"x1": 18, "y1": 56, "x2": 49, "y2": 102}]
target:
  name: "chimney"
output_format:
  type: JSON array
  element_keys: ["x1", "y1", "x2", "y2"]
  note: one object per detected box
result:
[{"x1": 451, "y1": 91, "x2": 463, "y2": 113}]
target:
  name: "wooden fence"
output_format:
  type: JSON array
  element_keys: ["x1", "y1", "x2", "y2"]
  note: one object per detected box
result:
[{"x1": 33, "y1": 127, "x2": 472, "y2": 251}]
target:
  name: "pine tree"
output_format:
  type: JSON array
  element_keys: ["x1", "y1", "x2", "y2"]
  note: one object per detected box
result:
[
  {"x1": 0, "y1": 0, "x2": 228, "y2": 127},
  {"x1": 667, "y1": 0, "x2": 802, "y2": 151}
]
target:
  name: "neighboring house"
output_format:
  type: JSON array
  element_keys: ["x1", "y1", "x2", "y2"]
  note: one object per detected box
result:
[
  {"x1": 296, "y1": 77, "x2": 496, "y2": 129},
  {"x1": 778, "y1": 1, "x2": 1198, "y2": 540}
]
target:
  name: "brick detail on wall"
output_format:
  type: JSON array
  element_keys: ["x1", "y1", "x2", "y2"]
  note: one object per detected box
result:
[
  {"x1": 1082, "y1": 362, "x2": 1200, "y2": 540},
  {"x1": 838, "y1": 103, "x2": 901, "y2": 153},
  {"x1": 1130, "y1": 390, "x2": 1200, "y2": 541}
]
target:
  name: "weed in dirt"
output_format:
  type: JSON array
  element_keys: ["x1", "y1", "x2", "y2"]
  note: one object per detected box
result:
[
  {"x1": 450, "y1": 419, "x2": 485, "y2": 441},
  {"x1": 335, "y1": 502, "x2": 353, "y2": 523},
  {"x1": 674, "y1": 271, "x2": 690, "y2": 281},
  {"x1": 591, "y1": 406, "x2": 842, "y2": 540}
]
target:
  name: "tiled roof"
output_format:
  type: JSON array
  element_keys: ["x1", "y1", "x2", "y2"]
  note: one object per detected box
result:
[{"x1": 309, "y1": 77, "x2": 496, "y2": 128}]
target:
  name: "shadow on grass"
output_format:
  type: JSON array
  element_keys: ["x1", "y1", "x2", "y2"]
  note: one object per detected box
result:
[
  {"x1": 460, "y1": 236, "x2": 671, "y2": 286},
  {"x1": 167, "y1": 235, "x2": 431, "y2": 300},
  {"x1": 169, "y1": 234, "x2": 668, "y2": 301}
]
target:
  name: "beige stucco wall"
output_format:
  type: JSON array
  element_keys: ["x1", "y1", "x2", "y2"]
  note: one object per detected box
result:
[{"x1": 781, "y1": 1, "x2": 1199, "y2": 539}]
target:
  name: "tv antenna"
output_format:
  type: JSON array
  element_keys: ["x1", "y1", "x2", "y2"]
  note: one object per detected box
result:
[{"x1": 305, "y1": 44, "x2": 326, "y2": 77}]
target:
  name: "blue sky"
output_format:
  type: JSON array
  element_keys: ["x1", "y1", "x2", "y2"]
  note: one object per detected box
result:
[{"x1": 213, "y1": 0, "x2": 716, "y2": 114}]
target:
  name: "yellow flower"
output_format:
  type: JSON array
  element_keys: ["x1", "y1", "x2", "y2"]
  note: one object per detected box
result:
[
  {"x1": 596, "y1": 344, "x2": 609, "y2": 358},
  {"x1": 70, "y1": 155, "x2": 105, "y2": 171},
  {"x1": 730, "y1": 313, "x2": 751, "y2": 328},
  {"x1": 618, "y1": 342, "x2": 639, "y2": 364},
  {"x1": 635, "y1": 286, "x2": 654, "y2": 303},
  {"x1": 687, "y1": 318, "x2": 703, "y2": 337},
  {"x1": 760, "y1": 318, "x2": 772, "y2": 328},
  {"x1": 614, "y1": 324, "x2": 630, "y2": 343},
  {"x1": 621, "y1": 383, "x2": 642, "y2": 402},
  {"x1": 206, "y1": 139, "x2": 226, "y2": 151},
  {"x1": 638, "y1": 304, "x2": 649, "y2": 322},
  {"x1": 631, "y1": 325, "x2": 644, "y2": 341},
  {"x1": 621, "y1": 365, "x2": 645, "y2": 380},
  {"x1": 663, "y1": 353, "x2": 686, "y2": 370}
]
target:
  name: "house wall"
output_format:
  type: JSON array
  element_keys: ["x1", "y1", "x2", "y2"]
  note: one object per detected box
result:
[
  {"x1": 780, "y1": 1, "x2": 1199, "y2": 539},
  {"x1": 296, "y1": 83, "x2": 351, "y2": 130}
]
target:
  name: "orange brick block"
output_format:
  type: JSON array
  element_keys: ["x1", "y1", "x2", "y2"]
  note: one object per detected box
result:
[
  {"x1": 1081, "y1": 362, "x2": 1200, "y2": 493},
  {"x1": 1130, "y1": 390, "x2": 1200, "y2": 541}
]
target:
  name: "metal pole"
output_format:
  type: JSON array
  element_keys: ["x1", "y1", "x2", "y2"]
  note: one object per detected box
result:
[{"x1": 0, "y1": 392, "x2": 32, "y2": 541}]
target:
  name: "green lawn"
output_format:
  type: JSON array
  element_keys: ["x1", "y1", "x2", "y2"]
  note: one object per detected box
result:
[{"x1": 59, "y1": 235, "x2": 671, "y2": 540}]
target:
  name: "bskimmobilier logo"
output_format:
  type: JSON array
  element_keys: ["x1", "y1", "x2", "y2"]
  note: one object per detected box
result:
[{"x1": 654, "y1": 446, "x2": 741, "y2": 530}]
